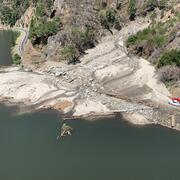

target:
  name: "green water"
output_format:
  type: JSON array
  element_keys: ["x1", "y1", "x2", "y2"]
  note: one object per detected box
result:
[
  {"x1": 0, "y1": 103, "x2": 180, "y2": 180},
  {"x1": 0, "y1": 30, "x2": 13, "y2": 65}
]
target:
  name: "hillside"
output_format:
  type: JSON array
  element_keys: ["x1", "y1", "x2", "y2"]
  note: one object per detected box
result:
[
  {"x1": 0, "y1": 1, "x2": 179, "y2": 82},
  {"x1": 126, "y1": 3, "x2": 180, "y2": 95},
  {"x1": 1, "y1": 0, "x2": 145, "y2": 64}
]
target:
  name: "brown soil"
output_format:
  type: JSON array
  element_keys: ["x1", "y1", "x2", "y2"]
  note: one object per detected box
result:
[{"x1": 51, "y1": 100, "x2": 73, "y2": 111}]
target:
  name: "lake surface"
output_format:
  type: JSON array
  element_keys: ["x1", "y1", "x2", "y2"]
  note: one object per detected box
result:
[
  {"x1": 0, "y1": 103, "x2": 180, "y2": 180},
  {"x1": 0, "y1": 30, "x2": 13, "y2": 65}
]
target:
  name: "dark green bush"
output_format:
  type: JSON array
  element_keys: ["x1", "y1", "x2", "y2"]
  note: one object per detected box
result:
[
  {"x1": 13, "y1": 54, "x2": 21, "y2": 65},
  {"x1": 35, "y1": 3, "x2": 46, "y2": 17},
  {"x1": 158, "y1": 49, "x2": 180, "y2": 68},
  {"x1": 128, "y1": 0, "x2": 136, "y2": 20},
  {"x1": 99, "y1": 8, "x2": 121, "y2": 32},
  {"x1": 29, "y1": 18, "x2": 60, "y2": 45},
  {"x1": 59, "y1": 44, "x2": 78, "y2": 62},
  {"x1": 126, "y1": 34, "x2": 138, "y2": 47}
]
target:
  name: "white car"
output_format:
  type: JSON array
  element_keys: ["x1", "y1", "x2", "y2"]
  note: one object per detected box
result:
[{"x1": 168, "y1": 98, "x2": 180, "y2": 107}]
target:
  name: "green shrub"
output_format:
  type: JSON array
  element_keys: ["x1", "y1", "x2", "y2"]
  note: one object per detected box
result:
[
  {"x1": 144, "y1": 0, "x2": 158, "y2": 11},
  {"x1": 128, "y1": 0, "x2": 136, "y2": 20},
  {"x1": 150, "y1": 11, "x2": 157, "y2": 25},
  {"x1": 158, "y1": 0, "x2": 167, "y2": 10},
  {"x1": 13, "y1": 54, "x2": 21, "y2": 65},
  {"x1": 35, "y1": 3, "x2": 46, "y2": 17},
  {"x1": 126, "y1": 34, "x2": 138, "y2": 47},
  {"x1": 126, "y1": 23, "x2": 167, "y2": 49},
  {"x1": 154, "y1": 35, "x2": 167, "y2": 48},
  {"x1": 35, "y1": 0, "x2": 54, "y2": 17},
  {"x1": 29, "y1": 18, "x2": 60, "y2": 45},
  {"x1": 99, "y1": 8, "x2": 121, "y2": 32},
  {"x1": 158, "y1": 49, "x2": 180, "y2": 68},
  {"x1": 60, "y1": 44, "x2": 78, "y2": 62},
  {"x1": 70, "y1": 26, "x2": 95, "y2": 52}
]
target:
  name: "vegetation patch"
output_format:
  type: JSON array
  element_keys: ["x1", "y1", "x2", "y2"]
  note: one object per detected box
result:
[
  {"x1": 126, "y1": 12, "x2": 180, "y2": 58},
  {"x1": 158, "y1": 49, "x2": 180, "y2": 68},
  {"x1": 126, "y1": 23, "x2": 167, "y2": 52},
  {"x1": 126, "y1": 12, "x2": 180, "y2": 83},
  {"x1": 58, "y1": 26, "x2": 96, "y2": 63},
  {"x1": 128, "y1": 0, "x2": 136, "y2": 20},
  {"x1": 99, "y1": 7, "x2": 121, "y2": 33},
  {"x1": 0, "y1": 0, "x2": 30, "y2": 26},
  {"x1": 143, "y1": 0, "x2": 168, "y2": 12},
  {"x1": 29, "y1": 0, "x2": 60, "y2": 46},
  {"x1": 59, "y1": 44, "x2": 79, "y2": 63},
  {"x1": 13, "y1": 53, "x2": 21, "y2": 65},
  {"x1": 70, "y1": 26, "x2": 96, "y2": 53},
  {"x1": 29, "y1": 18, "x2": 60, "y2": 45}
]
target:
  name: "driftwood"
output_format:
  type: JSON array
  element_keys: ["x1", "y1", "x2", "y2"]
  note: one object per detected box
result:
[{"x1": 57, "y1": 123, "x2": 73, "y2": 139}]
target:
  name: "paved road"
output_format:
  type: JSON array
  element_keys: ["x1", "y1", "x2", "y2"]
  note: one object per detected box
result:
[{"x1": 13, "y1": 27, "x2": 29, "y2": 57}]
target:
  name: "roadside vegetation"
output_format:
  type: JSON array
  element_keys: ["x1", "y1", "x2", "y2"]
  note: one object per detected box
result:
[
  {"x1": 13, "y1": 53, "x2": 21, "y2": 65},
  {"x1": 11, "y1": 30, "x2": 21, "y2": 65},
  {"x1": 11, "y1": 30, "x2": 20, "y2": 47},
  {"x1": 7, "y1": 30, "x2": 22, "y2": 65}
]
